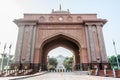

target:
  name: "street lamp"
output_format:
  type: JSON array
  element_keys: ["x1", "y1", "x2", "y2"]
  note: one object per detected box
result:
[{"x1": 113, "y1": 40, "x2": 120, "y2": 70}]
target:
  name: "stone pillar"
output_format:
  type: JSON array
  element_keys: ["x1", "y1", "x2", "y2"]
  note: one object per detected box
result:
[
  {"x1": 31, "y1": 26, "x2": 36, "y2": 65},
  {"x1": 72, "y1": 55, "x2": 75, "y2": 70},
  {"x1": 21, "y1": 26, "x2": 33, "y2": 63},
  {"x1": 80, "y1": 48, "x2": 88, "y2": 63},
  {"x1": 33, "y1": 48, "x2": 40, "y2": 72},
  {"x1": 97, "y1": 25, "x2": 108, "y2": 62},
  {"x1": 25, "y1": 26, "x2": 33, "y2": 63},
  {"x1": 80, "y1": 48, "x2": 88, "y2": 70},
  {"x1": 20, "y1": 24, "x2": 35, "y2": 69},
  {"x1": 78, "y1": 50, "x2": 82, "y2": 70},
  {"x1": 14, "y1": 26, "x2": 24, "y2": 64},
  {"x1": 85, "y1": 25, "x2": 91, "y2": 63},
  {"x1": 88, "y1": 25, "x2": 96, "y2": 62},
  {"x1": 92, "y1": 26, "x2": 101, "y2": 61}
]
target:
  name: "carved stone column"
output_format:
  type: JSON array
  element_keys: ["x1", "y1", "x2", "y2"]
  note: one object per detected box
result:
[
  {"x1": 97, "y1": 25, "x2": 108, "y2": 62},
  {"x1": 14, "y1": 26, "x2": 25, "y2": 64},
  {"x1": 25, "y1": 26, "x2": 33, "y2": 62},
  {"x1": 20, "y1": 24, "x2": 36, "y2": 69},
  {"x1": 88, "y1": 25, "x2": 96, "y2": 62},
  {"x1": 31, "y1": 26, "x2": 36, "y2": 64},
  {"x1": 85, "y1": 25, "x2": 91, "y2": 63}
]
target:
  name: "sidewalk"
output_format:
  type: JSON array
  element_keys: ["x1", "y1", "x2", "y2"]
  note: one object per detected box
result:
[{"x1": 0, "y1": 71, "x2": 47, "y2": 80}]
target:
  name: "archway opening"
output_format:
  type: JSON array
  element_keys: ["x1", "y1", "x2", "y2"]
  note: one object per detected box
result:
[
  {"x1": 47, "y1": 47, "x2": 74, "y2": 72},
  {"x1": 40, "y1": 34, "x2": 81, "y2": 71},
  {"x1": 48, "y1": 47, "x2": 73, "y2": 58}
]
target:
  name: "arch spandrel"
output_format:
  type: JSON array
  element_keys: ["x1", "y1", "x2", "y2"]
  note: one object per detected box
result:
[
  {"x1": 39, "y1": 32, "x2": 81, "y2": 49},
  {"x1": 35, "y1": 25, "x2": 86, "y2": 49}
]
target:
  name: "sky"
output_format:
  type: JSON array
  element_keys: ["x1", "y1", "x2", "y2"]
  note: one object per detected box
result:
[
  {"x1": 48, "y1": 47, "x2": 73, "y2": 58},
  {"x1": 0, "y1": 0, "x2": 120, "y2": 58}
]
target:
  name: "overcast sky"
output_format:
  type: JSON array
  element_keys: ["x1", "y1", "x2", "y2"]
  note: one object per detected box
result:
[{"x1": 0, "y1": 0, "x2": 120, "y2": 57}]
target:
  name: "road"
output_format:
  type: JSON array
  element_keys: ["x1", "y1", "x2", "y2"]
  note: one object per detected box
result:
[{"x1": 19, "y1": 72, "x2": 120, "y2": 80}]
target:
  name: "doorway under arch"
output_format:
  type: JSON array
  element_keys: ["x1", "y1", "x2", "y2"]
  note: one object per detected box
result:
[{"x1": 47, "y1": 47, "x2": 74, "y2": 72}]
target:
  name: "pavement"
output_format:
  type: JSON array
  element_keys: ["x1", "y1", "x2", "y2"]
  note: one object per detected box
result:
[
  {"x1": 21, "y1": 72, "x2": 120, "y2": 80},
  {"x1": 0, "y1": 71, "x2": 47, "y2": 80},
  {"x1": 0, "y1": 71, "x2": 120, "y2": 80}
]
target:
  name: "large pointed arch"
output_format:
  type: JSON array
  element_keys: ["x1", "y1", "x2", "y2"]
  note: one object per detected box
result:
[
  {"x1": 40, "y1": 34, "x2": 81, "y2": 70},
  {"x1": 40, "y1": 33, "x2": 81, "y2": 50}
]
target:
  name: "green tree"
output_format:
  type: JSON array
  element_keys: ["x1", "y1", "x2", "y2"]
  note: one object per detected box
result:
[
  {"x1": 48, "y1": 57, "x2": 57, "y2": 70},
  {"x1": 63, "y1": 57, "x2": 73, "y2": 70},
  {"x1": 0, "y1": 58, "x2": 11, "y2": 69},
  {"x1": 108, "y1": 55, "x2": 120, "y2": 69}
]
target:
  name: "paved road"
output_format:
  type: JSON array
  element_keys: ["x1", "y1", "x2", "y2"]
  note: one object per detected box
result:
[{"x1": 19, "y1": 72, "x2": 120, "y2": 80}]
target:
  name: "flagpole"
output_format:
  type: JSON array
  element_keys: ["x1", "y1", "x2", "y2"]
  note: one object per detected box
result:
[
  {"x1": 113, "y1": 40, "x2": 120, "y2": 70},
  {"x1": 6, "y1": 44, "x2": 12, "y2": 72},
  {"x1": 59, "y1": 0, "x2": 62, "y2": 11},
  {"x1": 0, "y1": 43, "x2": 6, "y2": 71}
]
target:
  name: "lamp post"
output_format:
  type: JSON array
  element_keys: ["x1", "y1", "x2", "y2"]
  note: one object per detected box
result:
[{"x1": 113, "y1": 40, "x2": 120, "y2": 69}]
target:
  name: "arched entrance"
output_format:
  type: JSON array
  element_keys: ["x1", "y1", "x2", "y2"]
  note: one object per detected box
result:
[{"x1": 40, "y1": 34, "x2": 81, "y2": 71}]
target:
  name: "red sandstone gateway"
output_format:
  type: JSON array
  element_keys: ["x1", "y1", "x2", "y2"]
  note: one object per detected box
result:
[{"x1": 12, "y1": 9, "x2": 110, "y2": 73}]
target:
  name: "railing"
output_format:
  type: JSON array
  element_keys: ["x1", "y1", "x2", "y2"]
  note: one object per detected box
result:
[
  {"x1": 0, "y1": 69, "x2": 33, "y2": 77},
  {"x1": 48, "y1": 69, "x2": 72, "y2": 72}
]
